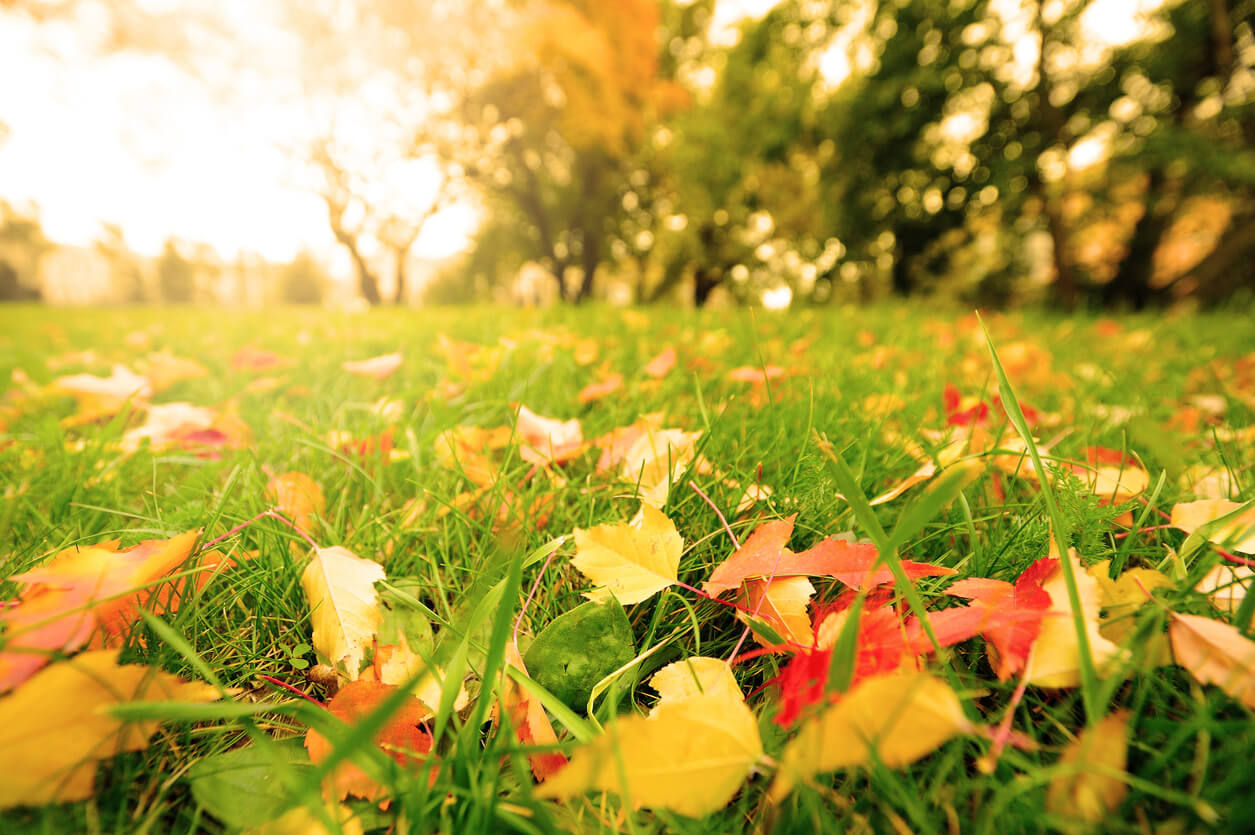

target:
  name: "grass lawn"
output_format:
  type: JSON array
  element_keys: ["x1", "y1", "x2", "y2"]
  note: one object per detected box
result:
[{"x1": 1, "y1": 302, "x2": 1254, "y2": 833}]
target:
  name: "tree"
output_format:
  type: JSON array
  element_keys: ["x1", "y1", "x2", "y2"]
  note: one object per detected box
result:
[
  {"x1": 0, "y1": 202, "x2": 50, "y2": 301},
  {"x1": 278, "y1": 251, "x2": 327, "y2": 305},
  {"x1": 444, "y1": 0, "x2": 666, "y2": 302},
  {"x1": 156, "y1": 239, "x2": 195, "y2": 303}
]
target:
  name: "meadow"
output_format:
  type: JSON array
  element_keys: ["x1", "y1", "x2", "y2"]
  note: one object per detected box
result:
[{"x1": 1, "y1": 303, "x2": 1254, "y2": 834}]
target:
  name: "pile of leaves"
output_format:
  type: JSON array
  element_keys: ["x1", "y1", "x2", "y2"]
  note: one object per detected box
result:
[{"x1": 1, "y1": 305, "x2": 1254, "y2": 832}]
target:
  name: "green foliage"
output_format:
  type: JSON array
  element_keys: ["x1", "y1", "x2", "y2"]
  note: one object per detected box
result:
[{"x1": 525, "y1": 598, "x2": 636, "y2": 713}]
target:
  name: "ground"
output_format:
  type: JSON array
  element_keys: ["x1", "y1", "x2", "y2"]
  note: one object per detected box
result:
[{"x1": 1, "y1": 303, "x2": 1254, "y2": 833}]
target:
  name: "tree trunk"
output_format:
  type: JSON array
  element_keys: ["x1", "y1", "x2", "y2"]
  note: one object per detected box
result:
[
  {"x1": 1104, "y1": 173, "x2": 1172, "y2": 310},
  {"x1": 391, "y1": 246, "x2": 408, "y2": 305},
  {"x1": 350, "y1": 249, "x2": 381, "y2": 305},
  {"x1": 575, "y1": 227, "x2": 600, "y2": 303},
  {"x1": 1185, "y1": 211, "x2": 1255, "y2": 304},
  {"x1": 694, "y1": 266, "x2": 722, "y2": 306}
]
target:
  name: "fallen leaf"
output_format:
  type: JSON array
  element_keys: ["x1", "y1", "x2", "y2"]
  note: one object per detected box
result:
[
  {"x1": 537, "y1": 657, "x2": 762, "y2": 816},
  {"x1": 619, "y1": 427, "x2": 702, "y2": 507},
  {"x1": 121, "y1": 402, "x2": 252, "y2": 455},
  {"x1": 501, "y1": 644, "x2": 568, "y2": 780},
  {"x1": 301, "y1": 546, "x2": 387, "y2": 681},
  {"x1": 305, "y1": 680, "x2": 435, "y2": 802},
  {"x1": 572, "y1": 505, "x2": 682, "y2": 605},
  {"x1": 947, "y1": 558, "x2": 1056, "y2": 680},
  {"x1": 1089, "y1": 560, "x2": 1173, "y2": 664},
  {"x1": 703, "y1": 517, "x2": 953, "y2": 597},
  {"x1": 433, "y1": 425, "x2": 511, "y2": 487},
  {"x1": 140, "y1": 352, "x2": 207, "y2": 392},
  {"x1": 739, "y1": 576, "x2": 816, "y2": 648},
  {"x1": 769, "y1": 671, "x2": 969, "y2": 802},
  {"x1": 342, "y1": 352, "x2": 403, "y2": 380},
  {"x1": 0, "y1": 531, "x2": 201, "y2": 691},
  {"x1": 1194, "y1": 563, "x2": 1253, "y2": 614},
  {"x1": 1046, "y1": 711, "x2": 1130, "y2": 824},
  {"x1": 266, "y1": 472, "x2": 326, "y2": 533},
  {"x1": 0, "y1": 650, "x2": 220, "y2": 809},
  {"x1": 1170, "y1": 499, "x2": 1255, "y2": 554},
  {"x1": 727, "y1": 365, "x2": 786, "y2": 385},
  {"x1": 187, "y1": 741, "x2": 314, "y2": 830},
  {"x1": 1168, "y1": 612, "x2": 1255, "y2": 709},
  {"x1": 647, "y1": 657, "x2": 744, "y2": 709},
  {"x1": 642, "y1": 346, "x2": 676, "y2": 379},
  {"x1": 516, "y1": 405, "x2": 584, "y2": 464},
  {"x1": 231, "y1": 347, "x2": 289, "y2": 372},
  {"x1": 1030, "y1": 549, "x2": 1126, "y2": 688},
  {"x1": 524, "y1": 598, "x2": 635, "y2": 711},
  {"x1": 1071, "y1": 447, "x2": 1149, "y2": 505},
  {"x1": 577, "y1": 373, "x2": 623, "y2": 405}
]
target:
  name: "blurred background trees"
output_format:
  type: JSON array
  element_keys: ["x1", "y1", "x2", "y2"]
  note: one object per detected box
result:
[{"x1": 1, "y1": 0, "x2": 1252, "y2": 309}]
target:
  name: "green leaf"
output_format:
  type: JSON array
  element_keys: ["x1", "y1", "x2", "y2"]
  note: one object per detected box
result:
[
  {"x1": 187, "y1": 741, "x2": 313, "y2": 829},
  {"x1": 524, "y1": 598, "x2": 635, "y2": 713}
]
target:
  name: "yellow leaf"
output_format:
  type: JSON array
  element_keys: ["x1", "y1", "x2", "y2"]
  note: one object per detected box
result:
[
  {"x1": 1089, "y1": 560, "x2": 1173, "y2": 666},
  {"x1": 648, "y1": 657, "x2": 743, "y2": 712},
  {"x1": 620, "y1": 428, "x2": 701, "y2": 508},
  {"x1": 1169, "y1": 613, "x2": 1255, "y2": 709},
  {"x1": 0, "y1": 650, "x2": 220, "y2": 809},
  {"x1": 373, "y1": 637, "x2": 469, "y2": 714},
  {"x1": 571, "y1": 505, "x2": 681, "y2": 604},
  {"x1": 266, "y1": 471, "x2": 325, "y2": 533},
  {"x1": 301, "y1": 546, "x2": 386, "y2": 680},
  {"x1": 537, "y1": 657, "x2": 761, "y2": 817},
  {"x1": 246, "y1": 804, "x2": 363, "y2": 835},
  {"x1": 1170, "y1": 499, "x2": 1255, "y2": 554},
  {"x1": 1028, "y1": 549, "x2": 1125, "y2": 688},
  {"x1": 769, "y1": 671, "x2": 968, "y2": 802},
  {"x1": 1046, "y1": 711, "x2": 1130, "y2": 824},
  {"x1": 738, "y1": 576, "x2": 815, "y2": 648}
]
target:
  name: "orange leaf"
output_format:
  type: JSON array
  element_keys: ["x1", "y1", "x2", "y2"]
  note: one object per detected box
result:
[
  {"x1": 577, "y1": 373, "x2": 623, "y2": 405},
  {"x1": 947, "y1": 557, "x2": 1056, "y2": 680},
  {"x1": 703, "y1": 517, "x2": 952, "y2": 597},
  {"x1": 0, "y1": 531, "x2": 200, "y2": 691},
  {"x1": 305, "y1": 680, "x2": 436, "y2": 803},
  {"x1": 266, "y1": 471, "x2": 326, "y2": 533},
  {"x1": 642, "y1": 346, "x2": 676, "y2": 379},
  {"x1": 1169, "y1": 612, "x2": 1255, "y2": 709},
  {"x1": 501, "y1": 644, "x2": 568, "y2": 781}
]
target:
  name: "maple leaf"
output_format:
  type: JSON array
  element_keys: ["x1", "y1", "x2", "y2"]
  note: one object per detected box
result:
[
  {"x1": 576, "y1": 372, "x2": 623, "y2": 405},
  {"x1": 591, "y1": 412, "x2": 664, "y2": 473},
  {"x1": 301, "y1": 546, "x2": 387, "y2": 681},
  {"x1": 266, "y1": 471, "x2": 325, "y2": 533},
  {"x1": 946, "y1": 557, "x2": 1056, "y2": 680},
  {"x1": 769, "y1": 671, "x2": 970, "y2": 802},
  {"x1": 1168, "y1": 612, "x2": 1255, "y2": 709},
  {"x1": 0, "y1": 531, "x2": 201, "y2": 691},
  {"x1": 365, "y1": 641, "x2": 469, "y2": 714},
  {"x1": 516, "y1": 405, "x2": 584, "y2": 464},
  {"x1": 1170, "y1": 499, "x2": 1255, "y2": 554},
  {"x1": 305, "y1": 680, "x2": 436, "y2": 803},
  {"x1": 342, "y1": 352, "x2": 403, "y2": 380},
  {"x1": 500, "y1": 644, "x2": 568, "y2": 781},
  {"x1": 1045, "y1": 711, "x2": 1130, "y2": 824},
  {"x1": 703, "y1": 516, "x2": 954, "y2": 597},
  {"x1": 537, "y1": 657, "x2": 762, "y2": 816},
  {"x1": 571, "y1": 505, "x2": 682, "y2": 604},
  {"x1": 642, "y1": 346, "x2": 676, "y2": 379},
  {"x1": 0, "y1": 650, "x2": 220, "y2": 809}
]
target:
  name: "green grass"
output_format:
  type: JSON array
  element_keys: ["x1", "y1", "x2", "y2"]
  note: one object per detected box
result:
[{"x1": 1, "y1": 302, "x2": 1254, "y2": 833}]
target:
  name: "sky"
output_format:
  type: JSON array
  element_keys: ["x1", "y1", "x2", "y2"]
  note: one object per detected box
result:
[
  {"x1": 0, "y1": 1, "x2": 472, "y2": 265},
  {"x1": 0, "y1": 0, "x2": 1160, "y2": 267}
]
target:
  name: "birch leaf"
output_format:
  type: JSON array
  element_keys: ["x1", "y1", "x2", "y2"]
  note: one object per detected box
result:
[
  {"x1": 770, "y1": 671, "x2": 968, "y2": 802},
  {"x1": 537, "y1": 656, "x2": 762, "y2": 817},
  {"x1": 301, "y1": 546, "x2": 386, "y2": 680},
  {"x1": 571, "y1": 505, "x2": 681, "y2": 604}
]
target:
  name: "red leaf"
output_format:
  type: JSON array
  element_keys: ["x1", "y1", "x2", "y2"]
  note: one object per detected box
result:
[
  {"x1": 946, "y1": 557, "x2": 1056, "y2": 679},
  {"x1": 704, "y1": 517, "x2": 954, "y2": 597}
]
